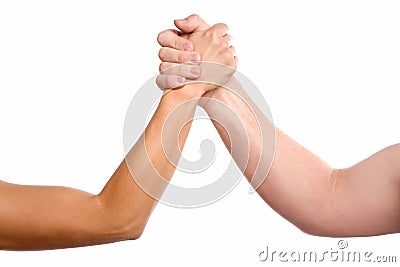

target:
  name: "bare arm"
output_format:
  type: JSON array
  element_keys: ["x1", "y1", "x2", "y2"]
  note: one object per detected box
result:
[
  {"x1": 0, "y1": 23, "x2": 235, "y2": 250},
  {"x1": 157, "y1": 14, "x2": 400, "y2": 237},
  {"x1": 0, "y1": 87, "x2": 206, "y2": 251},
  {"x1": 204, "y1": 81, "x2": 400, "y2": 237}
]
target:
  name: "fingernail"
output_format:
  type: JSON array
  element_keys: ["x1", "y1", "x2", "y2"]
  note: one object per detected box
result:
[
  {"x1": 183, "y1": 43, "x2": 193, "y2": 51},
  {"x1": 175, "y1": 19, "x2": 187, "y2": 24},
  {"x1": 190, "y1": 53, "x2": 201, "y2": 62},
  {"x1": 190, "y1": 66, "x2": 201, "y2": 76},
  {"x1": 177, "y1": 76, "x2": 185, "y2": 84}
]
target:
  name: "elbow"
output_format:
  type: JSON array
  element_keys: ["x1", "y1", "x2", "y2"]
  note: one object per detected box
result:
[
  {"x1": 108, "y1": 217, "x2": 145, "y2": 241},
  {"x1": 288, "y1": 199, "x2": 346, "y2": 236},
  {"x1": 296, "y1": 223, "x2": 337, "y2": 237},
  {"x1": 276, "y1": 209, "x2": 341, "y2": 237},
  {"x1": 102, "y1": 211, "x2": 147, "y2": 242},
  {"x1": 105, "y1": 212, "x2": 148, "y2": 242},
  {"x1": 297, "y1": 222, "x2": 353, "y2": 238},
  {"x1": 290, "y1": 209, "x2": 349, "y2": 238},
  {"x1": 297, "y1": 170, "x2": 344, "y2": 237},
  {"x1": 93, "y1": 196, "x2": 147, "y2": 242},
  {"x1": 123, "y1": 221, "x2": 146, "y2": 241},
  {"x1": 288, "y1": 206, "x2": 349, "y2": 238}
]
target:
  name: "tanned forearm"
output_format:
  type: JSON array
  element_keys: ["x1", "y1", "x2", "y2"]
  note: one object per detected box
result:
[
  {"x1": 0, "y1": 85, "x2": 204, "y2": 250},
  {"x1": 0, "y1": 20, "x2": 235, "y2": 250}
]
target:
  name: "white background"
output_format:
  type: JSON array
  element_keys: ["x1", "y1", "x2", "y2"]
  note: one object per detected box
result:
[{"x1": 0, "y1": 0, "x2": 399, "y2": 266}]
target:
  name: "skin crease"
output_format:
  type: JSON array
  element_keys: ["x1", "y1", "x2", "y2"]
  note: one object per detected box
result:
[
  {"x1": 0, "y1": 23, "x2": 235, "y2": 250},
  {"x1": 157, "y1": 14, "x2": 400, "y2": 237}
]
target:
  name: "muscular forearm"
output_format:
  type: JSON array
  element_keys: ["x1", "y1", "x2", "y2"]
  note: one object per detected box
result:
[
  {"x1": 0, "y1": 85, "x2": 203, "y2": 250},
  {"x1": 202, "y1": 78, "x2": 400, "y2": 237}
]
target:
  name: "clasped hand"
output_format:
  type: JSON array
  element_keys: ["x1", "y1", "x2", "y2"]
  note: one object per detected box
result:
[{"x1": 156, "y1": 15, "x2": 238, "y2": 97}]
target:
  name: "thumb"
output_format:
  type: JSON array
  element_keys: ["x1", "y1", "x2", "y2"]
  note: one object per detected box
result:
[{"x1": 174, "y1": 14, "x2": 210, "y2": 33}]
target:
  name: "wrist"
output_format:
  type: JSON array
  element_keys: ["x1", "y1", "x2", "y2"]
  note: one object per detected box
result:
[
  {"x1": 163, "y1": 84, "x2": 206, "y2": 103},
  {"x1": 198, "y1": 77, "x2": 240, "y2": 110}
]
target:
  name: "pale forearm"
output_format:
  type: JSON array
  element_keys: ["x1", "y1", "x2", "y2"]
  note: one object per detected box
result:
[
  {"x1": 201, "y1": 84, "x2": 338, "y2": 234},
  {"x1": 201, "y1": 78, "x2": 275, "y2": 187},
  {"x1": 156, "y1": 14, "x2": 400, "y2": 237},
  {"x1": 202, "y1": 79, "x2": 400, "y2": 237}
]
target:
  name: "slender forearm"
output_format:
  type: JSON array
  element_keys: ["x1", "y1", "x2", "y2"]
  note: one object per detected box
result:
[
  {"x1": 202, "y1": 78, "x2": 400, "y2": 237},
  {"x1": 97, "y1": 85, "x2": 204, "y2": 239},
  {"x1": 0, "y1": 85, "x2": 203, "y2": 250}
]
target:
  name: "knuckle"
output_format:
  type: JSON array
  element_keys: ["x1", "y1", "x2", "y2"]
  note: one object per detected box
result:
[
  {"x1": 159, "y1": 62, "x2": 168, "y2": 72},
  {"x1": 219, "y1": 23, "x2": 229, "y2": 30},
  {"x1": 222, "y1": 49, "x2": 234, "y2": 64},
  {"x1": 225, "y1": 34, "x2": 232, "y2": 43},
  {"x1": 173, "y1": 39, "x2": 179, "y2": 49},
  {"x1": 166, "y1": 75, "x2": 177, "y2": 88},
  {"x1": 157, "y1": 30, "x2": 167, "y2": 44},
  {"x1": 190, "y1": 14, "x2": 200, "y2": 21},
  {"x1": 178, "y1": 64, "x2": 186, "y2": 76},
  {"x1": 155, "y1": 75, "x2": 164, "y2": 89},
  {"x1": 177, "y1": 52, "x2": 187, "y2": 63},
  {"x1": 158, "y1": 48, "x2": 165, "y2": 60},
  {"x1": 220, "y1": 37, "x2": 229, "y2": 46},
  {"x1": 173, "y1": 64, "x2": 183, "y2": 75},
  {"x1": 207, "y1": 30, "x2": 219, "y2": 42},
  {"x1": 180, "y1": 64, "x2": 192, "y2": 77}
]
